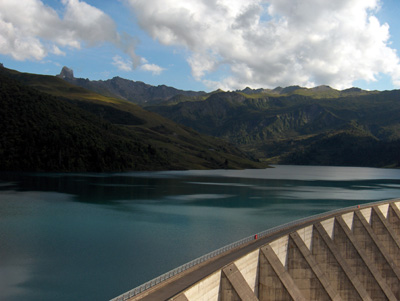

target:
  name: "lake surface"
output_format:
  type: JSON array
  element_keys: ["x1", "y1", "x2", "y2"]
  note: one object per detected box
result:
[{"x1": 1, "y1": 165, "x2": 400, "y2": 300}]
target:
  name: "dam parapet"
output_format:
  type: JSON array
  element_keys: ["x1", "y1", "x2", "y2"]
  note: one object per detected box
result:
[{"x1": 112, "y1": 199, "x2": 400, "y2": 301}]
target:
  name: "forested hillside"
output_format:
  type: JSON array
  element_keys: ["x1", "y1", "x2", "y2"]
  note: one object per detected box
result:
[
  {"x1": 0, "y1": 67, "x2": 266, "y2": 172},
  {"x1": 148, "y1": 90, "x2": 400, "y2": 167}
]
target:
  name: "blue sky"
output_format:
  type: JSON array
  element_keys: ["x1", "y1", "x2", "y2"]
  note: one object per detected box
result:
[{"x1": 1, "y1": 0, "x2": 400, "y2": 92}]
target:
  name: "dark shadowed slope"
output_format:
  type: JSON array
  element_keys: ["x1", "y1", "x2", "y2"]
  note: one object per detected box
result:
[{"x1": 0, "y1": 67, "x2": 266, "y2": 172}]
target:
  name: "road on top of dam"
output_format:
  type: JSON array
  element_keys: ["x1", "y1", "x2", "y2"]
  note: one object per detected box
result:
[
  {"x1": 128, "y1": 205, "x2": 354, "y2": 301},
  {"x1": 133, "y1": 235, "x2": 271, "y2": 300}
]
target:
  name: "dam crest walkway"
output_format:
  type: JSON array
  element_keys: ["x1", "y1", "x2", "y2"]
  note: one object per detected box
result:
[{"x1": 112, "y1": 199, "x2": 400, "y2": 301}]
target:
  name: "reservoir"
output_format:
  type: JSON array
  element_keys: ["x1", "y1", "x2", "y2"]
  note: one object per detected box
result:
[{"x1": 1, "y1": 165, "x2": 400, "y2": 300}]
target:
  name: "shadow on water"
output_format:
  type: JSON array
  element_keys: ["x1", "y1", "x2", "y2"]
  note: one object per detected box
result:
[
  {"x1": 1, "y1": 171, "x2": 400, "y2": 210},
  {"x1": 1, "y1": 171, "x2": 400, "y2": 230}
]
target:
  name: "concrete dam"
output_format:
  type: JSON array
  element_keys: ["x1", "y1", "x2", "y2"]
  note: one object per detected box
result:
[{"x1": 112, "y1": 199, "x2": 400, "y2": 301}]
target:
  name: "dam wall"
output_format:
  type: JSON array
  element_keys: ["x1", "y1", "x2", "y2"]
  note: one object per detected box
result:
[{"x1": 113, "y1": 199, "x2": 400, "y2": 301}]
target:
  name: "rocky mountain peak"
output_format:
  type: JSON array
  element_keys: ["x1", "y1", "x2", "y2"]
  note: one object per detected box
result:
[{"x1": 57, "y1": 66, "x2": 74, "y2": 80}]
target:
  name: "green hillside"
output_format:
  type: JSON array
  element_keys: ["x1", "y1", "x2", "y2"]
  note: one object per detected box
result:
[
  {"x1": 0, "y1": 67, "x2": 266, "y2": 172},
  {"x1": 148, "y1": 90, "x2": 400, "y2": 168},
  {"x1": 235, "y1": 85, "x2": 377, "y2": 100}
]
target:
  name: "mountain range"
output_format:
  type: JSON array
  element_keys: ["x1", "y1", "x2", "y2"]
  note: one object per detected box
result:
[
  {"x1": 0, "y1": 66, "x2": 265, "y2": 172},
  {"x1": 2, "y1": 65, "x2": 400, "y2": 171},
  {"x1": 59, "y1": 66, "x2": 400, "y2": 168},
  {"x1": 57, "y1": 66, "x2": 376, "y2": 105},
  {"x1": 57, "y1": 66, "x2": 206, "y2": 105}
]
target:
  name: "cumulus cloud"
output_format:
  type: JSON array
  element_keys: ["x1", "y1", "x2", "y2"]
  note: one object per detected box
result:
[
  {"x1": 112, "y1": 55, "x2": 133, "y2": 71},
  {"x1": 127, "y1": 0, "x2": 400, "y2": 89},
  {"x1": 0, "y1": 0, "x2": 140, "y2": 68},
  {"x1": 139, "y1": 58, "x2": 165, "y2": 75},
  {"x1": 113, "y1": 56, "x2": 165, "y2": 75}
]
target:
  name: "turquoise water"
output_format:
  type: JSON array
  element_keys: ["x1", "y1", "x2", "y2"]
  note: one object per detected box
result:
[{"x1": 1, "y1": 165, "x2": 400, "y2": 300}]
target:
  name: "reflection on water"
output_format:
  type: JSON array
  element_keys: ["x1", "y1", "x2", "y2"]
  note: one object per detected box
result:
[{"x1": 1, "y1": 165, "x2": 400, "y2": 300}]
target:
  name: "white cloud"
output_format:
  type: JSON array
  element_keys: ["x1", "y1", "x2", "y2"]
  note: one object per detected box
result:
[
  {"x1": 60, "y1": 0, "x2": 119, "y2": 46},
  {"x1": 140, "y1": 63, "x2": 165, "y2": 75},
  {"x1": 112, "y1": 55, "x2": 133, "y2": 71},
  {"x1": 51, "y1": 45, "x2": 65, "y2": 56},
  {"x1": 127, "y1": 0, "x2": 400, "y2": 89},
  {"x1": 112, "y1": 55, "x2": 165, "y2": 75},
  {"x1": 139, "y1": 58, "x2": 165, "y2": 75},
  {"x1": 0, "y1": 0, "x2": 140, "y2": 65}
]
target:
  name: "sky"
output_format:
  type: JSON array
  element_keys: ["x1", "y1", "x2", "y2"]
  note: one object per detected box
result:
[{"x1": 1, "y1": 0, "x2": 400, "y2": 92}]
